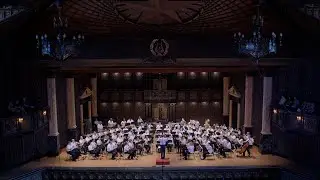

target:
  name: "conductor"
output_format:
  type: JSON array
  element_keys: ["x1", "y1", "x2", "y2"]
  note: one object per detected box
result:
[{"x1": 159, "y1": 135, "x2": 168, "y2": 159}]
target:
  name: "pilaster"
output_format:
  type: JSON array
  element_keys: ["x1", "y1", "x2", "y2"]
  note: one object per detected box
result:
[{"x1": 47, "y1": 76, "x2": 59, "y2": 156}]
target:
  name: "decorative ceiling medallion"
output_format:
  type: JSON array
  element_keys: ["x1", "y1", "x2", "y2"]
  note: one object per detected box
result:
[
  {"x1": 150, "y1": 39, "x2": 169, "y2": 57},
  {"x1": 143, "y1": 38, "x2": 175, "y2": 64},
  {"x1": 113, "y1": 0, "x2": 203, "y2": 25}
]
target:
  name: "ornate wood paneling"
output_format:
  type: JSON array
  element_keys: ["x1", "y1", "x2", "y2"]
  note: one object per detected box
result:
[
  {"x1": 201, "y1": 91, "x2": 210, "y2": 101},
  {"x1": 123, "y1": 92, "x2": 133, "y2": 101},
  {"x1": 134, "y1": 102, "x2": 145, "y2": 119},
  {"x1": 135, "y1": 91, "x2": 143, "y2": 101},
  {"x1": 100, "y1": 91, "x2": 108, "y2": 101},
  {"x1": 189, "y1": 91, "x2": 198, "y2": 101},
  {"x1": 178, "y1": 92, "x2": 186, "y2": 101},
  {"x1": 111, "y1": 102, "x2": 121, "y2": 119},
  {"x1": 176, "y1": 102, "x2": 186, "y2": 120},
  {"x1": 110, "y1": 92, "x2": 119, "y2": 101},
  {"x1": 122, "y1": 103, "x2": 134, "y2": 119}
]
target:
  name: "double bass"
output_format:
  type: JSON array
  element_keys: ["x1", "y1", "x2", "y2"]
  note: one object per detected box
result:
[{"x1": 237, "y1": 142, "x2": 249, "y2": 155}]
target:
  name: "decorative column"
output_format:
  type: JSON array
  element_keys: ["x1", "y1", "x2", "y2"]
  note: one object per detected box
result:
[
  {"x1": 66, "y1": 77, "x2": 77, "y2": 139},
  {"x1": 80, "y1": 104, "x2": 84, "y2": 135},
  {"x1": 244, "y1": 76, "x2": 253, "y2": 134},
  {"x1": 223, "y1": 77, "x2": 230, "y2": 125},
  {"x1": 260, "y1": 76, "x2": 273, "y2": 154},
  {"x1": 47, "y1": 76, "x2": 59, "y2": 156},
  {"x1": 229, "y1": 100, "x2": 233, "y2": 128},
  {"x1": 91, "y1": 76, "x2": 98, "y2": 123},
  {"x1": 87, "y1": 100, "x2": 92, "y2": 133},
  {"x1": 237, "y1": 103, "x2": 241, "y2": 129}
]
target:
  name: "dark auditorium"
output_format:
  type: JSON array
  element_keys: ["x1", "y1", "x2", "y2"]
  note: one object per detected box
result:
[{"x1": 0, "y1": 0, "x2": 320, "y2": 179}]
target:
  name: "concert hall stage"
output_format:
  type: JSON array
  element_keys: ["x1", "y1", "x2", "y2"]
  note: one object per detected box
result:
[{"x1": 19, "y1": 146, "x2": 292, "y2": 169}]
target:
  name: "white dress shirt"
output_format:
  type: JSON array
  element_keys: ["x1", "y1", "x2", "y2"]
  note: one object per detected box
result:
[
  {"x1": 137, "y1": 118, "x2": 143, "y2": 123},
  {"x1": 66, "y1": 144, "x2": 73, "y2": 152},
  {"x1": 187, "y1": 143, "x2": 194, "y2": 153},
  {"x1": 159, "y1": 137, "x2": 168, "y2": 145},
  {"x1": 92, "y1": 134, "x2": 98, "y2": 140},
  {"x1": 85, "y1": 137, "x2": 91, "y2": 142},
  {"x1": 117, "y1": 137, "x2": 123, "y2": 144},
  {"x1": 79, "y1": 139, "x2": 85, "y2": 146},
  {"x1": 248, "y1": 138, "x2": 254, "y2": 145},
  {"x1": 124, "y1": 144, "x2": 131, "y2": 153},
  {"x1": 205, "y1": 144, "x2": 213, "y2": 154},
  {"x1": 224, "y1": 141, "x2": 231, "y2": 150},
  {"x1": 91, "y1": 141, "x2": 97, "y2": 149},
  {"x1": 107, "y1": 143, "x2": 116, "y2": 152},
  {"x1": 88, "y1": 145, "x2": 94, "y2": 151},
  {"x1": 97, "y1": 139, "x2": 102, "y2": 146},
  {"x1": 97, "y1": 124, "x2": 103, "y2": 132}
]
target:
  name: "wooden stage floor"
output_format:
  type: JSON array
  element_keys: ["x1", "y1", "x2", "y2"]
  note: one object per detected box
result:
[{"x1": 20, "y1": 146, "x2": 293, "y2": 169}]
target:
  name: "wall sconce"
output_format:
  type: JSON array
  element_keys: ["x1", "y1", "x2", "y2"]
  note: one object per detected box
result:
[
  {"x1": 101, "y1": 73, "x2": 108, "y2": 78},
  {"x1": 42, "y1": 110, "x2": 47, "y2": 116},
  {"x1": 18, "y1": 117, "x2": 24, "y2": 123},
  {"x1": 296, "y1": 115, "x2": 303, "y2": 121},
  {"x1": 273, "y1": 109, "x2": 278, "y2": 114}
]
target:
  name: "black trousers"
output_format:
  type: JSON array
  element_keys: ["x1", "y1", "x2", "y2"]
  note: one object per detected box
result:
[
  {"x1": 144, "y1": 144, "x2": 151, "y2": 153},
  {"x1": 127, "y1": 149, "x2": 137, "y2": 159},
  {"x1": 108, "y1": 150, "x2": 117, "y2": 159},
  {"x1": 243, "y1": 145, "x2": 253, "y2": 156},
  {"x1": 160, "y1": 145, "x2": 166, "y2": 159},
  {"x1": 68, "y1": 149, "x2": 81, "y2": 161},
  {"x1": 182, "y1": 148, "x2": 189, "y2": 160},
  {"x1": 89, "y1": 149, "x2": 100, "y2": 157}
]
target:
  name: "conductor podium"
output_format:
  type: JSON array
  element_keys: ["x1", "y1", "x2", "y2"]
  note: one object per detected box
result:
[{"x1": 156, "y1": 158, "x2": 170, "y2": 165}]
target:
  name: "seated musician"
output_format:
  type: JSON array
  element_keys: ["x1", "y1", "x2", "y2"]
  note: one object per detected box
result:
[
  {"x1": 108, "y1": 118, "x2": 114, "y2": 128},
  {"x1": 107, "y1": 140, "x2": 118, "y2": 160},
  {"x1": 124, "y1": 140, "x2": 137, "y2": 160},
  {"x1": 85, "y1": 135, "x2": 92, "y2": 143},
  {"x1": 79, "y1": 136, "x2": 86, "y2": 153},
  {"x1": 182, "y1": 141, "x2": 194, "y2": 160},
  {"x1": 201, "y1": 142, "x2": 214, "y2": 160},
  {"x1": 92, "y1": 131, "x2": 98, "y2": 140},
  {"x1": 97, "y1": 122, "x2": 104, "y2": 132},
  {"x1": 243, "y1": 136, "x2": 254, "y2": 157},
  {"x1": 166, "y1": 135, "x2": 174, "y2": 152},
  {"x1": 187, "y1": 134, "x2": 193, "y2": 141},
  {"x1": 117, "y1": 135, "x2": 124, "y2": 145},
  {"x1": 66, "y1": 140, "x2": 81, "y2": 161},
  {"x1": 180, "y1": 118, "x2": 186, "y2": 125},
  {"x1": 137, "y1": 116, "x2": 143, "y2": 124},
  {"x1": 143, "y1": 138, "x2": 151, "y2": 154},
  {"x1": 156, "y1": 123, "x2": 162, "y2": 131},
  {"x1": 96, "y1": 138, "x2": 104, "y2": 153},
  {"x1": 220, "y1": 138, "x2": 232, "y2": 158},
  {"x1": 121, "y1": 118, "x2": 126, "y2": 127},
  {"x1": 88, "y1": 141, "x2": 100, "y2": 158}
]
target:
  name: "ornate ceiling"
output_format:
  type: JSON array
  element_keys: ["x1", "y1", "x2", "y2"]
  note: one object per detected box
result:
[{"x1": 58, "y1": 0, "x2": 289, "y2": 35}]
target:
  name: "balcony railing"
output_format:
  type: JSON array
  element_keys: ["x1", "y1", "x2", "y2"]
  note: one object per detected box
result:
[
  {"x1": 301, "y1": 4, "x2": 320, "y2": 20},
  {"x1": 272, "y1": 110, "x2": 320, "y2": 134},
  {"x1": 0, "y1": 6, "x2": 25, "y2": 22},
  {"x1": 0, "y1": 111, "x2": 48, "y2": 136}
]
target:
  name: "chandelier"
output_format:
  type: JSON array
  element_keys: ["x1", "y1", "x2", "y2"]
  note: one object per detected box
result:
[
  {"x1": 234, "y1": 4, "x2": 282, "y2": 61},
  {"x1": 36, "y1": 1, "x2": 84, "y2": 61}
]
